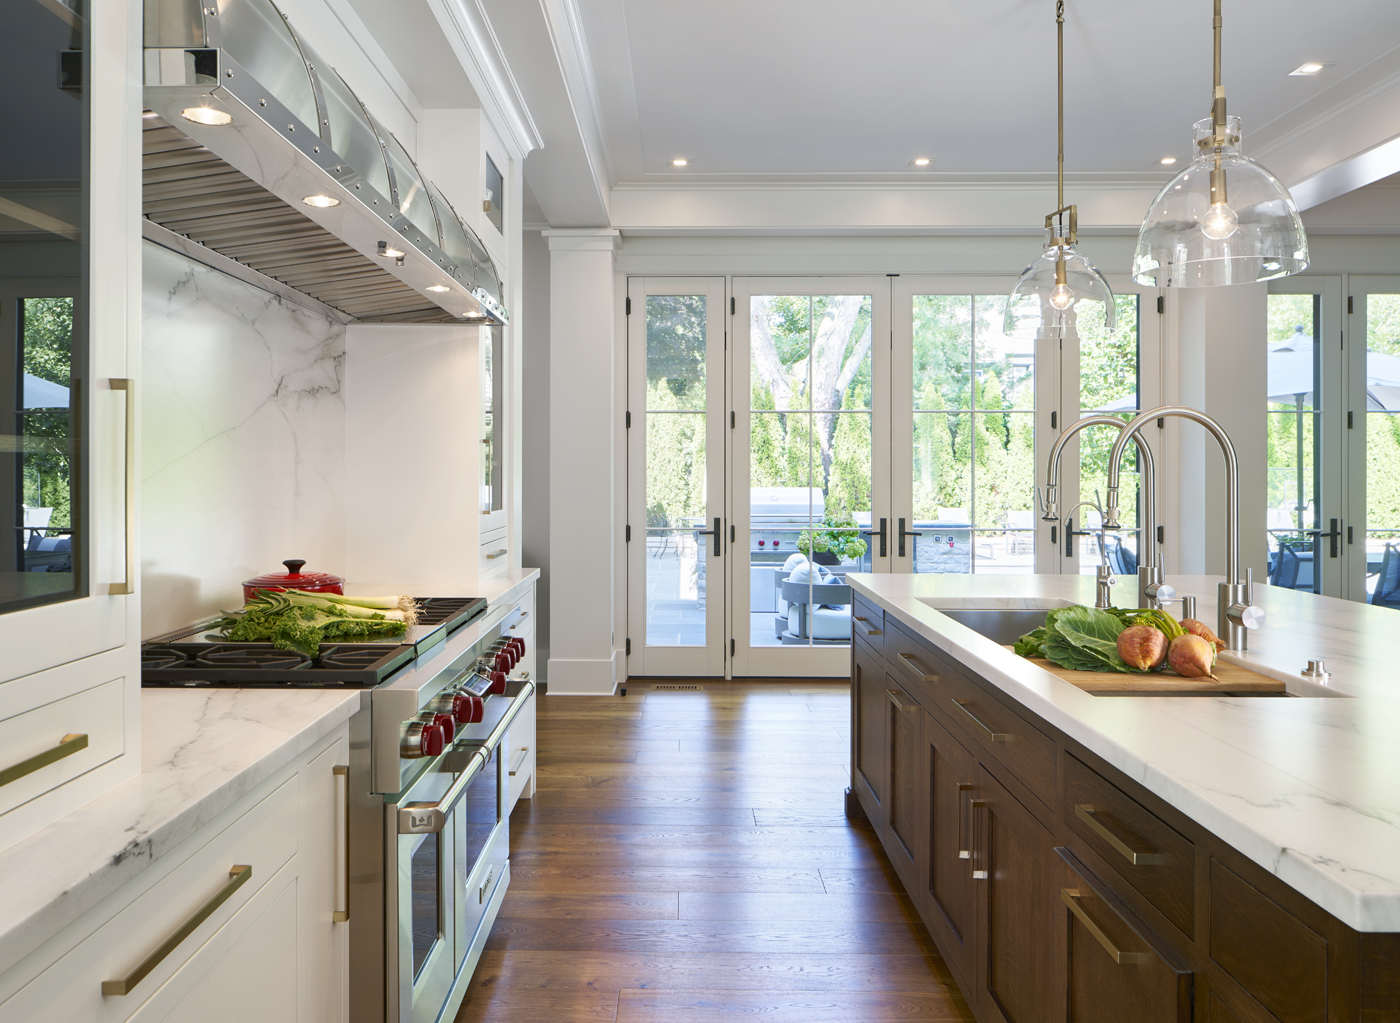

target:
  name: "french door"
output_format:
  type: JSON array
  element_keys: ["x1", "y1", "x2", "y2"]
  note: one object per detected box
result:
[
  {"x1": 1346, "y1": 277, "x2": 1400, "y2": 604},
  {"x1": 625, "y1": 275, "x2": 1148, "y2": 679}
]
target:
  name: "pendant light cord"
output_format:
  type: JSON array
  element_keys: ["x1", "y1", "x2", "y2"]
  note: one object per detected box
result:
[
  {"x1": 1057, "y1": 0, "x2": 1064, "y2": 212},
  {"x1": 1210, "y1": 0, "x2": 1228, "y2": 205}
]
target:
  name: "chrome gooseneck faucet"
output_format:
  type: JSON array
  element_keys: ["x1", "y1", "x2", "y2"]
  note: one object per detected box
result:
[
  {"x1": 1102, "y1": 406, "x2": 1264, "y2": 651},
  {"x1": 1041, "y1": 415, "x2": 1172, "y2": 609}
]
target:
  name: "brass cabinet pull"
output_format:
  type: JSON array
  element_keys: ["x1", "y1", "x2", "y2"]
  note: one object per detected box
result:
[
  {"x1": 886, "y1": 689, "x2": 914, "y2": 713},
  {"x1": 107, "y1": 378, "x2": 136, "y2": 595},
  {"x1": 103, "y1": 865, "x2": 253, "y2": 995},
  {"x1": 0, "y1": 733, "x2": 87, "y2": 789},
  {"x1": 970, "y1": 799, "x2": 987, "y2": 878},
  {"x1": 333, "y1": 765, "x2": 350, "y2": 922},
  {"x1": 852, "y1": 616, "x2": 881, "y2": 636},
  {"x1": 951, "y1": 699, "x2": 1007, "y2": 743},
  {"x1": 485, "y1": 548, "x2": 508, "y2": 560},
  {"x1": 957, "y1": 783, "x2": 975, "y2": 859},
  {"x1": 1060, "y1": 889, "x2": 1148, "y2": 964},
  {"x1": 1074, "y1": 805, "x2": 1166, "y2": 866},
  {"x1": 896, "y1": 652, "x2": 938, "y2": 681},
  {"x1": 508, "y1": 747, "x2": 530, "y2": 776}
]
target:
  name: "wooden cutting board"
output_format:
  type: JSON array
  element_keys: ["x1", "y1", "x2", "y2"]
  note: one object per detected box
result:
[{"x1": 1008, "y1": 649, "x2": 1288, "y2": 694}]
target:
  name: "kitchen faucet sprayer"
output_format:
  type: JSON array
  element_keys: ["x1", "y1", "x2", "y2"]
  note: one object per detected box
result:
[
  {"x1": 1103, "y1": 406, "x2": 1263, "y2": 651},
  {"x1": 1043, "y1": 415, "x2": 1169, "y2": 609}
]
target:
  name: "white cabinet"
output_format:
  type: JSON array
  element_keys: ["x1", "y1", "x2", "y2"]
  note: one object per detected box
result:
[
  {"x1": 502, "y1": 584, "x2": 536, "y2": 809},
  {"x1": 0, "y1": 725, "x2": 350, "y2": 1023},
  {"x1": 0, "y1": 0, "x2": 141, "y2": 847}
]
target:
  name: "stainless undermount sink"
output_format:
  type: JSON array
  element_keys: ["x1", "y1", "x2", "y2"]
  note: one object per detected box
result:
[{"x1": 932, "y1": 608, "x2": 1052, "y2": 646}]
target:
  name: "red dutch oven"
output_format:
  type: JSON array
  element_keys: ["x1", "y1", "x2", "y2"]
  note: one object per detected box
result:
[{"x1": 242, "y1": 559, "x2": 345, "y2": 603}]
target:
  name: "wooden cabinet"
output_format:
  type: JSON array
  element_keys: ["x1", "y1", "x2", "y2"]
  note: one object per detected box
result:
[
  {"x1": 883, "y1": 678, "x2": 923, "y2": 894},
  {"x1": 851, "y1": 638, "x2": 887, "y2": 825},
  {"x1": 975, "y1": 767, "x2": 1059, "y2": 1023},
  {"x1": 1055, "y1": 849, "x2": 1191, "y2": 1023},
  {"x1": 923, "y1": 710, "x2": 979, "y2": 988},
  {"x1": 0, "y1": 725, "x2": 350, "y2": 1023}
]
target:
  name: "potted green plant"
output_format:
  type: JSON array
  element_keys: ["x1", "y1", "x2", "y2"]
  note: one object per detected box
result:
[{"x1": 797, "y1": 513, "x2": 869, "y2": 566}]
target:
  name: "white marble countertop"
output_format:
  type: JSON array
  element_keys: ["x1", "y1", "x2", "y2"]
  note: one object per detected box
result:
[
  {"x1": 0, "y1": 688, "x2": 359, "y2": 970},
  {"x1": 343, "y1": 567, "x2": 539, "y2": 606},
  {"x1": 847, "y1": 572, "x2": 1400, "y2": 932}
]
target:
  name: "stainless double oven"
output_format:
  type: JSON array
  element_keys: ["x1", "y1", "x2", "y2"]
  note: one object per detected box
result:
[{"x1": 347, "y1": 602, "x2": 534, "y2": 1023}]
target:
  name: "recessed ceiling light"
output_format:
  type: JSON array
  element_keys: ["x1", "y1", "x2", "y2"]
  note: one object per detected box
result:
[
  {"x1": 426, "y1": 284, "x2": 452, "y2": 293},
  {"x1": 1159, "y1": 156, "x2": 1177, "y2": 165},
  {"x1": 377, "y1": 241, "x2": 406, "y2": 259},
  {"x1": 1289, "y1": 62, "x2": 1331, "y2": 76},
  {"x1": 301, "y1": 195, "x2": 340, "y2": 208},
  {"x1": 181, "y1": 107, "x2": 233, "y2": 126},
  {"x1": 671, "y1": 158, "x2": 688, "y2": 167},
  {"x1": 913, "y1": 157, "x2": 931, "y2": 167}
]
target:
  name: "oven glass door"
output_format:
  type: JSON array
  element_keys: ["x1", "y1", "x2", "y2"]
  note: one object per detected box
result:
[{"x1": 454, "y1": 745, "x2": 503, "y2": 971}]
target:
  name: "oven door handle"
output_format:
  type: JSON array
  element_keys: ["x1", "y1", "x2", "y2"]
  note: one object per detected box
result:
[
  {"x1": 396, "y1": 680, "x2": 535, "y2": 835},
  {"x1": 398, "y1": 748, "x2": 488, "y2": 834}
]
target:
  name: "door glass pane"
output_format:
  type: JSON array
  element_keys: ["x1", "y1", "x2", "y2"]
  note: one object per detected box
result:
[
  {"x1": 749, "y1": 294, "x2": 871, "y2": 647},
  {"x1": 645, "y1": 295, "x2": 707, "y2": 646},
  {"x1": 1366, "y1": 294, "x2": 1400, "y2": 605},
  {"x1": 1077, "y1": 295, "x2": 1141, "y2": 573},
  {"x1": 2, "y1": 2, "x2": 88, "y2": 614},
  {"x1": 1267, "y1": 293, "x2": 1322, "y2": 593},
  {"x1": 909, "y1": 296, "x2": 1034, "y2": 573}
]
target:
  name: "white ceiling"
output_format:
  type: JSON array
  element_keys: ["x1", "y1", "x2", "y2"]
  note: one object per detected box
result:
[{"x1": 578, "y1": 0, "x2": 1400, "y2": 182}]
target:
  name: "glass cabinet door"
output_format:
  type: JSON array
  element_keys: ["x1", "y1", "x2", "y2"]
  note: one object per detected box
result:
[{"x1": 0, "y1": 0, "x2": 131, "y2": 680}]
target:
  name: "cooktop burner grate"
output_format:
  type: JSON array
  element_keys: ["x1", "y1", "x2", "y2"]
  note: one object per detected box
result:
[
  {"x1": 194, "y1": 646, "x2": 311, "y2": 671},
  {"x1": 414, "y1": 597, "x2": 482, "y2": 629},
  {"x1": 142, "y1": 648, "x2": 187, "y2": 671}
]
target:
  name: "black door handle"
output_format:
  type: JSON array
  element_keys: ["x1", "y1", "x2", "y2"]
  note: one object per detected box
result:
[
  {"x1": 898, "y1": 518, "x2": 923, "y2": 559},
  {"x1": 695, "y1": 517, "x2": 722, "y2": 556},
  {"x1": 860, "y1": 517, "x2": 887, "y2": 558}
]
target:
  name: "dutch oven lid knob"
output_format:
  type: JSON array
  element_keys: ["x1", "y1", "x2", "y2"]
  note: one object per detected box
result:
[{"x1": 283, "y1": 559, "x2": 307, "y2": 577}]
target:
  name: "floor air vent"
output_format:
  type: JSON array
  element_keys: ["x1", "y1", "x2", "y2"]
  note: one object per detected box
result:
[{"x1": 650, "y1": 684, "x2": 702, "y2": 691}]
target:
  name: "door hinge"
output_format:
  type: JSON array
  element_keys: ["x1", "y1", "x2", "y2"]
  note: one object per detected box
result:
[
  {"x1": 1050, "y1": 411, "x2": 1057, "y2": 429},
  {"x1": 730, "y1": 524, "x2": 735, "y2": 542},
  {"x1": 1050, "y1": 525, "x2": 1057, "y2": 545},
  {"x1": 626, "y1": 410, "x2": 631, "y2": 428},
  {"x1": 1348, "y1": 295, "x2": 1354, "y2": 315},
  {"x1": 626, "y1": 296, "x2": 631, "y2": 315},
  {"x1": 625, "y1": 638, "x2": 631, "y2": 655},
  {"x1": 730, "y1": 296, "x2": 735, "y2": 315},
  {"x1": 730, "y1": 638, "x2": 736, "y2": 657},
  {"x1": 730, "y1": 411, "x2": 735, "y2": 428},
  {"x1": 1348, "y1": 525, "x2": 1354, "y2": 545},
  {"x1": 626, "y1": 525, "x2": 631, "y2": 542},
  {"x1": 1157, "y1": 295, "x2": 1165, "y2": 314},
  {"x1": 1157, "y1": 417, "x2": 1165, "y2": 429},
  {"x1": 1157, "y1": 525, "x2": 1164, "y2": 544},
  {"x1": 1349, "y1": 411, "x2": 1354, "y2": 429}
]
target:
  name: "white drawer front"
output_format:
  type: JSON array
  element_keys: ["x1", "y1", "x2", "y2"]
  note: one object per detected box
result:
[
  {"x1": 505, "y1": 690, "x2": 536, "y2": 810},
  {"x1": 0, "y1": 677, "x2": 125, "y2": 822},
  {"x1": 1, "y1": 776, "x2": 298, "y2": 1022}
]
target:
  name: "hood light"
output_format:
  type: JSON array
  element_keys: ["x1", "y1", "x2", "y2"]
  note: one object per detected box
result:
[
  {"x1": 181, "y1": 107, "x2": 233, "y2": 126},
  {"x1": 377, "y1": 241, "x2": 406, "y2": 259},
  {"x1": 426, "y1": 284, "x2": 452, "y2": 293},
  {"x1": 301, "y1": 195, "x2": 340, "y2": 208}
]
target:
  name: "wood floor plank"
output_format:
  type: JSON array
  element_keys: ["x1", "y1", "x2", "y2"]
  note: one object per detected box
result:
[
  {"x1": 616, "y1": 988, "x2": 970, "y2": 1022},
  {"x1": 483, "y1": 918, "x2": 938, "y2": 955},
  {"x1": 455, "y1": 681, "x2": 972, "y2": 1023},
  {"x1": 464, "y1": 950, "x2": 952, "y2": 993}
]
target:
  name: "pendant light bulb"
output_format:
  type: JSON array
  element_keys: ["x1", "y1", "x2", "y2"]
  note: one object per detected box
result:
[
  {"x1": 1200, "y1": 202, "x2": 1239, "y2": 240},
  {"x1": 1050, "y1": 282, "x2": 1075, "y2": 310}
]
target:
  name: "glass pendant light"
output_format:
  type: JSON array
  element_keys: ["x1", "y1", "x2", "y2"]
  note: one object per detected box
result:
[
  {"x1": 1132, "y1": 0, "x2": 1308, "y2": 287},
  {"x1": 1004, "y1": 0, "x2": 1116, "y2": 340}
]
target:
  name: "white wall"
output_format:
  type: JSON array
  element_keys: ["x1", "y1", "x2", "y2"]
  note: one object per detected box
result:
[
  {"x1": 141, "y1": 242, "x2": 347, "y2": 637},
  {"x1": 522, "y1": 229, "x2": 551, "y2": 671}
]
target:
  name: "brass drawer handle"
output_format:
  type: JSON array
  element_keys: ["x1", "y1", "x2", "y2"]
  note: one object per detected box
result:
[
  {"x1": 333, "y1": 766, "x2": 350, "y2": 922},
  {"x1": 970, "y1": 799, "x2": 987, "y2": 878},
  {"x1": 951, "y1": 699, "x2": 1007, "y2": 742},
  {"x1": 896, "y1": 652, "x2": 938, "y2": 681},
  {"x1": 103, "y1": 865, "x2": 253, "y2": 995},
  {"x1": 0, "y1": 733, "x2": 88, "y2": 789},
  {"x1": 957, "y1": 783, "x2": 975, "y2": 859},
  {"x1": 485, "y1": 548, "x2": 508, "y2": 560},
  {"x1": 107, "y1": 378, "x2": 135, "y2": 595},
  {"x1": 1074, "y1": 805, "x2": 1167, "y2": 866},
  {"x1": 1061, "y1": 889, "x2": 1148, "y2": 964},
  {"x1": 853, "y1": 616, "x2": 881, "y2": 636},
  {"x1": 886, "y1": 689, "x2": 915, "y2": 713}
]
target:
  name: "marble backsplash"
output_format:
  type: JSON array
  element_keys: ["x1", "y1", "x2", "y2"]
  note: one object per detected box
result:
[{"x1": 141, "y1": 242, "x2": 347, "y2": 638}]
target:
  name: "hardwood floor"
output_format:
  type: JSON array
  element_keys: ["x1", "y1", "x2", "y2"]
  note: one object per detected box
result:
[{"x1": 455, "y1": 681, "x2": 975, "y2": 1023}]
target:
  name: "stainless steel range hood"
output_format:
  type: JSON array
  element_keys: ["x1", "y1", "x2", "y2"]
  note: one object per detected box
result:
[{"x1": 143, "y1": 0, "x2": 507, "y2": 325}]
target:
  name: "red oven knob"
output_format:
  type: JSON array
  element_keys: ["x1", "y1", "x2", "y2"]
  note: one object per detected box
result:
[
  {"x1": 510, "y1": 637, "x2": 526, "y2": 657},
  {"x1": 488, "y1": 671, "x2": 507, "y2": 695},
  {"x1": 402, "y1": 720, "x2": 447, "y2": 759},
  {"x1": 463, "y1": 695, "x2": 484, "y2": 723},
  {"x1": 493, "y1": 652, "x2": 512, "y2": 672},
  {"x1": 432, "y1": 713, "x2": 455, "y2": 744}
]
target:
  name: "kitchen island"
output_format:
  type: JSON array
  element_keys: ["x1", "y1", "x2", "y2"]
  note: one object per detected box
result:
[{"x1": 846, "y1": 572, "x2": 1400, "y2": 1023}]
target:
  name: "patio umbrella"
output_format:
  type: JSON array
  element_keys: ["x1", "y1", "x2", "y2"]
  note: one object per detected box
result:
[{"x1": 23, "y1": 373, "x2": 68, "y2": 409}]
